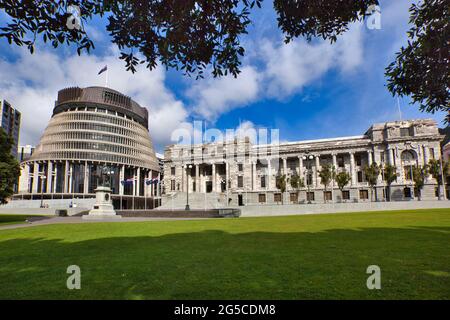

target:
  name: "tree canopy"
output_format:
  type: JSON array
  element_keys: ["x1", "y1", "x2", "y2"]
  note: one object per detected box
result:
[
  {"x1": 0, "y1": 0, "x2": 447, "y2": 118},
  {"x1": 0, "y1": 128, "x2": 20, "y2": 204}
]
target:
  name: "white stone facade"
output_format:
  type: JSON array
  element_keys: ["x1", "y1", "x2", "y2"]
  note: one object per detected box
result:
[{"x1": 163, "y1": 119, "x2": 445, "y2": 207}]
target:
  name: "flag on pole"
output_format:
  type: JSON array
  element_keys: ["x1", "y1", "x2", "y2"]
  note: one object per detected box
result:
[{"x1": 98, "y1": 65, "x2": 107, "y2": 75}]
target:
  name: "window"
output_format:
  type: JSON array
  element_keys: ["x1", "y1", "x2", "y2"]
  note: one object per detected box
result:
[
  {"x1": 355, "y1": 154, "x2": 362, "y2": 166},
  {"x1": 359, "y1": 190, "x2": 369, "y2": 200},
  {"x1": 290, "y1": 193, "x2": 298, "y2": 203},
  {"x1": 342, "y1": 190, "x2": 350, "y2": 200},
  {"x1": 261, "y1": 176, "x2": 266, "y2": 188},
  {"x1": 404, "y1": 166, "x2": 413, "y2": 180},
  {"x1": 324, "y1": 191, "x2": 332, "y2": 201},
  {"x1": 357, "y1": 171, "x2": 363, "y2": 183},
  {"x1": 403, "y1": 187, "x2": 412, "y2": 198},
  {"x1": 171, "y1": 167, "x2": 176, "y2": 175},
  {"x1": 238, "y1": 176, "x2": 243, "y2": 188},
  {"x1": 170, "y1": 180, "x2": 175, "y2": 191},
  {"x1": 338, "y1": 156, "x2": 345, "y2": 168},
  {"x1": 307, "y1": 192, "x2": 315, "y2": 201},
  {"x1": 400, "y1": 127, "x2": 413, "y2": 137},
  {"x1": 238, "y1": 163, "x2": 243, "y2": 172},
  {"x1": 274, "y1": 193, "x2": 282, "y2": 202},
  {"x1": 307, "y1": 173, "x2": 313, "y2": 186},
  {"x1": 258, "y1": 194, "x2": 266, "y2": 203},
  {"x1": 380, "y1": 151, "x2": 385, "y2": 164},
  {"x1": 430, "y1": 148, "x2": 435, "y2": 159}
]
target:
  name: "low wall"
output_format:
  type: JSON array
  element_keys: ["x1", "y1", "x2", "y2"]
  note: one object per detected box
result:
[
  {"x1": 240, "y1": 200, "x2": 450, "y2": 217},
  {"x1": 0, "y1": 207, "x2": 89, "y2": 216}
]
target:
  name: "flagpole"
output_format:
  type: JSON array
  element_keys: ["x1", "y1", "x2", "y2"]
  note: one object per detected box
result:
[{"x1": 105, "y1": 68, "x2": 109, "y2": 88}]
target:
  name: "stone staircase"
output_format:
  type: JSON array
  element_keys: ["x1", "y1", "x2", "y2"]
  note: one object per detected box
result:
[{"x1": 159, "y1": 192, "x2": 227, "y2": 210}]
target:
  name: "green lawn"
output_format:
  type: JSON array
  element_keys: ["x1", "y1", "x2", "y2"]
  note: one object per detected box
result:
[
  {"x1": 0, "y1": 209, "x2": 449, "y2": 299},
  {"x1": 0, "y1": 214, "x2": 45, "y2": 226}
]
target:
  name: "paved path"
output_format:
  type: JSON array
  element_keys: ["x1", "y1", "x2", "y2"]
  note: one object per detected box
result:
[{"x1": 0, "y1": 216, "x2": 211, "y2": 231}]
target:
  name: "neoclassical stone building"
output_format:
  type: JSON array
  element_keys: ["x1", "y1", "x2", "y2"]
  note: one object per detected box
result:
[
  {"x1": 15, "y1": 86, "x2": 161, "y2": 209},
  {"x1": 163, "y1": 119, "x2": 445, "y2": 206}
]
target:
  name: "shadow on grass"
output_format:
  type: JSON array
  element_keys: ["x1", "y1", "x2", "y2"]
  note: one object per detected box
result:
[{"x1": 0, "y1": 226, "x2": 449, "y2": 300}]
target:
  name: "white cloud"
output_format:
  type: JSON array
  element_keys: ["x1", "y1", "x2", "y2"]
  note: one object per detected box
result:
[
  {"x1": 185, "y1": 21, "x2": 364, "y2": 116},
  {"x1": 0, "y1": 47, "x2": 188, "y2": 150},
  {"x1": 261, "y1": 22, "x2": 364, "y2": 98},
  {"x1": 186, "y1": 66, "x2": 260, "y2": 121}
]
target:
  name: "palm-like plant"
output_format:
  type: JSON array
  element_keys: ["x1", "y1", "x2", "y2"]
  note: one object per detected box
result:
[
  {"x1": 289, "y1": 174, "x2": 305, "y2": 204},
  {"x1": 275, "y1": 174, "x2": 287, "y2": 204},
  {"x1": 318, "y1": 164, "x2": 334, "y2": 203},
  {"x1": 382, "y1": 164, "x2": 398, "y2": 201},
  {"x1": 428, "y1": 159, "x2": 449, "y2": 200},
  {"x1": 412, "y1": 165, "x2": 428, "y2": 201},
  {"x1": 363, "y1": 163, "x2": 380, "y2": 201},
  {"x1": 335, "y1": 170, "x2": 351, "y2": 203}
]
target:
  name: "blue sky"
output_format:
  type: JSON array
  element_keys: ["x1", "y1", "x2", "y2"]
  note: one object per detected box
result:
[{"x1": 0, "y1": 0, "x2": 447, "y2": 153}]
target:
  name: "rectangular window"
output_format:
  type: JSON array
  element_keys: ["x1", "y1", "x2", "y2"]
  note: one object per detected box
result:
[
  {"x1": 307, "y1": 173, "x2": 313, "y2": 186},
  {"x1": 238, "y1": 163, "x2": 243, "y2": 172},
  {"x1": 306, "y1": 192, "x2": 315, "y2": 201},
  {"x1": 290, "y1": 192, "x2": 298, "y2": 203},
  {"x1": 430, "y1": 148, "x2": 435, "y2": 159},
  {"x1": 238, "y1": 176, "x2": 244, "y2": 188},
  {"x1": 400, "y1": 127, "x2": 412, "y2": 137},
  {"x1": 355, "y1": 154, "x2": 362, "y2": 166},
  {"x1": 171, "y1": 180, "x2": 175, "y2": 191},
  {"x1": 171, "y1": 167, "x2": 175, "y2": 175},
  {"x1": 338, "y1": 156, "x2": 345, "y2": 168},
  {"x1": 261, "y1": 176, "x2": 266, "y2": 188},
  {"x1": 357, "y1": 171, "x2": 363, "y2": 183},
  {"x1": 404, "y1": 166, "x2": 413, "y2": 180},
  {"x1": 324, "y1": 191, "x2": 332, "y2": 201},
  {"x1": 274, "y1": 193, "x2": 282, "y2": 202},
  {"x1": 342, "y1": 190, "x2": 350, "y2": 200},
  {"x1": 359, "y1": 190, "x2": 369, "y2": 200},
  {"x1": 258, "y1": 194, "x2": 266, "y2": 203}
]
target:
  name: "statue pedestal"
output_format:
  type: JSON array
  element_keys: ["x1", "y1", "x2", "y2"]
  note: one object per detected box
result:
[{"x1": 82, "y1": 186, "x2": 121, "y2": 220}]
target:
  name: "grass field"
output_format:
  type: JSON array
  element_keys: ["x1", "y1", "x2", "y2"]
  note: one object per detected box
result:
[
  {"x1": 0, "y1": 214, "x2": 44, "y2": 226},
  {"x1": 0, "y1": 209, "x2": 449, "y2": 299}
]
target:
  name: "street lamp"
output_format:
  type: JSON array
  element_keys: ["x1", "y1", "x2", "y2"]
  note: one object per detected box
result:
[
  {"x1": 303, "y1": 154, "x2": 314, "y2": 204},
  {"x1": 39, "y1": 172, "x2": 47, "y2": 208},
  {"x1": 185, "y1": 164, "x2": 192, "y2": 210}
]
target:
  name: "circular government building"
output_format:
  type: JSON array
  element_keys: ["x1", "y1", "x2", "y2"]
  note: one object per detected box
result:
[{"x1": 15, "y1": 86, "x2": 161, "y2": 209}]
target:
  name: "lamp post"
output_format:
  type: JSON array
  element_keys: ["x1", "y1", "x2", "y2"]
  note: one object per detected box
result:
[
  {"x1": 185, "y1": 164, "x2": 192, "y2": 210},
  {"x1": 39, "y1": 172, "x2": 47, "y2": 208},
  {"x1": 303, "y1": 154, "x2": 314, "y2": 204}
]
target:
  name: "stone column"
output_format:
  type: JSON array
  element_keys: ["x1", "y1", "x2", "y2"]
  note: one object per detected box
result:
[
  {"x1": 119, "y1": 165, "x2": 125, "y2": 195},
  {"x1": 47, "y1": 161, "x2": 53, "y2": 193},
  {"x1": 252, "y1": 161, "x2": 257, "y2": 191},
  {"x1": 423, "y1": 145, "x2": 431, "y2": 181},
  {"x1": 19, "y1": 163, "x2": 29, "y2": 193},
  {"x1": 226, "y1": 162, "x2": 230, "y2": 191},
  {"x1": 315, "y1": 155, "x2": 321, "y2": 187},
  {"x1": 64, "y1": 160, "x2": 69, "y2": 193},
  {"x1": 136, "y1": 167, "x2": 141, "y2": 196},
  {"x1": 298, "y1": 156, "x2": 304, "y2": 177},
  {"x1": 132, "y1": 168, "x2": 136, "y2": 196},
  {"x1": 283, "y1": 157, "x2": 287, "y2": 176},
  {"x1": 267, "y1": 158, "x2": 272, "y2": 190},
  {"x1": 195, "y1": 164, "x2": 200, "y2": 192},
  {"x1": 83, "y1": 161, "x2": 89, "y2": 194},
  {"x1": 53, "y1": 164, "x2": 58, "y2": 193},
  {"x1": 32, "y1": 162, "x2": 39, "y2": 193},
  {"x1": 157, "y1": 172, "x2": 161, "y2": 196},
  {"x1": 350, "y1": 152, "x2": 356, "y2": 186},
  {"x1": 367, "y1": 150, "x2": 373, "y2": 166},
  {"x1": 212, "y1": 163, "x2": 216, "y2": 192},
  {"x1": 68, "y1": 163, "x2": 73, "y2": 193}
]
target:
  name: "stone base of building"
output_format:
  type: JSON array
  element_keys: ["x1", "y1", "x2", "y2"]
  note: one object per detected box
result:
[{"x1": 82, "y1": 213, "x2": 122, "y2": 220}]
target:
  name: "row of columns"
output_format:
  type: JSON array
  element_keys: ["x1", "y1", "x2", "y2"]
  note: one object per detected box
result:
[{"x1": 19, "y1": 161, "x2": 160, "y2": 197}]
